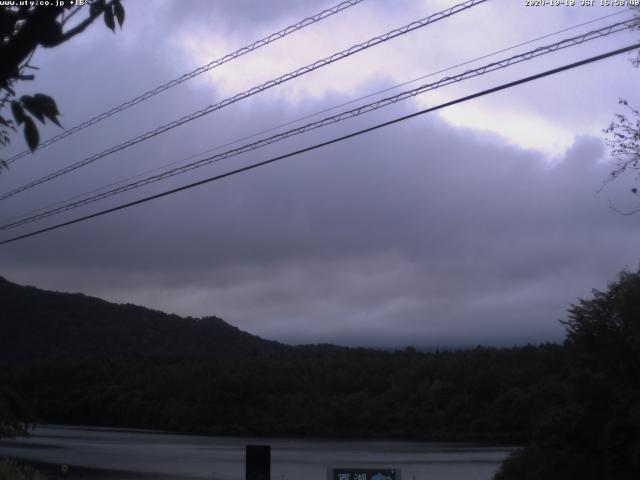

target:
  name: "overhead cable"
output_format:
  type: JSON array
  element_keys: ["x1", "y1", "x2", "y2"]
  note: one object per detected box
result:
[
  {"x1": 1, "y1": 42, "x2": 638, "y2": 246},
  {"x1": 8, "y1": 7, "x2": 628, "y2": 227},
  {"x1": 4, "y1": 0, "x2": 366, "y2": 164},
  {"x1": 0, "y1": 0, "x2": 488, "y2": 201},
  {"x1": 3, "y1": 17, "x2": 637, "y2": 230}
]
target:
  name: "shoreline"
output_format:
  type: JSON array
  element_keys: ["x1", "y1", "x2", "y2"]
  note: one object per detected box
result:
[{"x1": 25, "y1": 423, "x2": 524, "y2": 447}]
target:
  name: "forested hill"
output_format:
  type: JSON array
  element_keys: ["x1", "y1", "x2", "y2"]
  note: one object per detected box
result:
[
  {"x1": 2, "y1": 271, "x2": 638, "y2": 478},
  {"x1": 0, "y1": 276, "x2": 283, "y2": 362},
  {"x1": 0, "y1": 275, "x2": 568, "y2": 441}
]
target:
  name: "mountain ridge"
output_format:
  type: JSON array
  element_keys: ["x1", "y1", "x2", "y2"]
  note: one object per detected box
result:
[{"x1": 0, "y1": 275, "x2": 284, "y2": 362}]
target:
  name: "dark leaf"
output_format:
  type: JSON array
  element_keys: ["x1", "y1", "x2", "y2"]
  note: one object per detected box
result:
[
  {"x1": 33, "y1": 94, "x2": 60, "y2": 116},
  {"x1": 11, "y1": 101, "x2": 26, "y2": 125},
  {"x1": 114, "y1": 0, "x2": 125, "y2": 27},
  {"x1": 23, "y1": 116, "x2": 39, "y2": 152},
  {"x1": 90, "y1": 0, "x2": 106, "y2": 17},
  {"x1": 104, "y1": 6, "x2": 115, "y2": 32},
  {"x1": 21, "y1": 95, "x2": 45, "y2": 123},
  {"x1": 33, "y1": 93, "x2": 62, "y2": 127},
  {"x1": 18, "y1": 94, "x2": 62, "y2": 127}
]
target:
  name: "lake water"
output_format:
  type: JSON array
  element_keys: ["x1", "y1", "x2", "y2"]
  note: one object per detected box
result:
[{"x1": 0, "y1": 425, "x2": 516, "y2": 479}]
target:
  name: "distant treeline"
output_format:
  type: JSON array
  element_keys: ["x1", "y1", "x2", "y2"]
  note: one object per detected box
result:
[
  {"x1": 1, "y1": 272, "x2": 638, "y2": 479},
  {"x1": 1, "y1": 344, "x2": 566, "y2": 440}
]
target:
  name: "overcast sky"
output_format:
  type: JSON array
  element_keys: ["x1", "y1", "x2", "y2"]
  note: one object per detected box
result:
[{"x1": 1, "y1": 0, "x2": 639, "y2": 348}]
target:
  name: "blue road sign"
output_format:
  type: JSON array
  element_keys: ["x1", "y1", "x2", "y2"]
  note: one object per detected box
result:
[{"x1": 330, "y1": 468, "x2": 400, "y2": 480}]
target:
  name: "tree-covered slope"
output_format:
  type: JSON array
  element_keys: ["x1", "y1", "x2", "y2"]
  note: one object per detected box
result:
[
  {"x1": 0, "y1": 276, "x2": 570, "y2": 441},
  {"x1": 495, "y1": 270, "x2": 640, "y2": 480},
  {"x1": 0, "y1": 276, "x2": 282, "y2": 362}
]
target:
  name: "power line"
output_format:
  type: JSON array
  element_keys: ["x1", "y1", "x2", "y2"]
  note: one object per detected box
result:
[
  {"x1": 1, "y1": 42, "x2": 638, "y2": 247},
  {"x1": 4, "y1": 0, "x2": 366, "y2": 164},
  {"x1": 3, "y1": 17, "x2": 637, "y2": 230},
  {"x1": 0, "y1": 0, "x2": 488, "y2": 202},
  {"x1": 6, "y1": 8, "x2": 629, "y2": 227}
]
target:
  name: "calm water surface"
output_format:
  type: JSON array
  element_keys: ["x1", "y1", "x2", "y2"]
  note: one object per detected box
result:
[{"x1": 0, "y1": 425, "x2": 516, "y2": 480}]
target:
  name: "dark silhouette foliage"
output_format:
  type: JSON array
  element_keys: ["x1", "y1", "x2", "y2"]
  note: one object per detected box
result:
[
  {"x1": 0, "y1": 0, "x2": 125, "y2": 168},
  {"x1": 495, "y1": 269, "x2": 640, "y2": 480},
  {"x1": 603, "y1": 6, "x2": 640, "y2": 214},
  {"x1": 604, "y1": 100, "x2": 640, "y2": 214}
]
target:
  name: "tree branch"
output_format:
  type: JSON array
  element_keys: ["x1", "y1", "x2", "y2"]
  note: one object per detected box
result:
[
  {"x1": 53, "y1": 1, "x2": 114, "y2": 46},
  {"x1": 608, "y1": 198, "x2": 640, "y2": 216},
  {"x1": 61, "y1": 5, "x2": 83, "y2": 27}
]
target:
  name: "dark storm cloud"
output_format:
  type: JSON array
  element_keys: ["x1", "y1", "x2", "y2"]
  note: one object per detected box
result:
[{"x1": 1, "y1": 0, "x2": 639, "y2": 347}]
